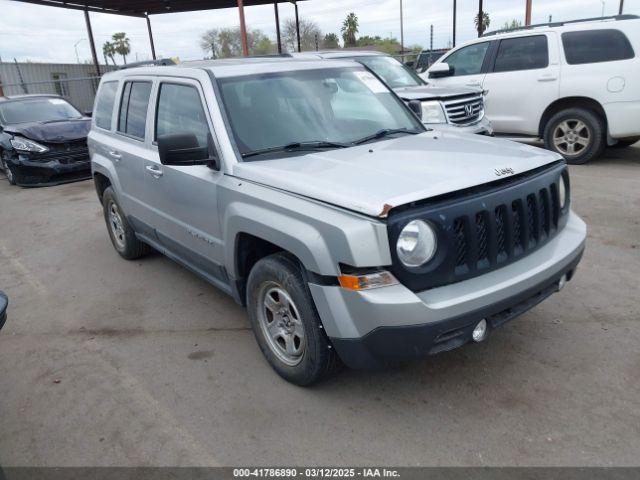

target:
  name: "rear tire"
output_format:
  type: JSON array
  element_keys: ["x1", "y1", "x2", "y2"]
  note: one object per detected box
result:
[
  {"x1": 246, "y1": 252, "x2": 341, "y2": 386},
  {"x1": 543, "y1": 108, "x2": 605, "y2": 165},
  {"x1": 102, "y1": 186, "x2": 150, "y2": 260}
]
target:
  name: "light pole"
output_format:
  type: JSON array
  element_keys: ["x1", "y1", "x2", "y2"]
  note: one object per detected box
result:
[
  {"x1": 74, "y1": 38, "x2": 85, "y2": 64},
  {"x1": 619, "y1": 0, "x2": 624, "y2": 14},
  {"x1": 400, "y1": 0, "x2": 404, "y2": 61},
  {"x1": 600, "y1": 0, "x2": 606, "y2": 17}
]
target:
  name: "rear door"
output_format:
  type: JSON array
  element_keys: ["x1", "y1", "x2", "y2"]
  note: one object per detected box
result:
[
  {"x1": 481, "y1": 33, "x2": 560, "y2": 135},
  {"x1": 143, "y1": 78, "x2": 227, "y2": 286},
  {"x1": 110, "y1": 78, "x2": 154, "y2": 223},
  {"x1": 427, "y1": 41, "x2": 492, "y2": 89}
]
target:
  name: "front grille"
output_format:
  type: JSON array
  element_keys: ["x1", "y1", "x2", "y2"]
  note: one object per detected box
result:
[
  {"x1": 453, "y1": 185, "x2": 560, "y2": 272},
  {"x1": 387, "y1": 162, "x2": 569, "y2": 292},
  {"x1": 31, "y1": 140, "x2": 89, "y2": 164},
  {"x1": 442, "y1": 94, "x2": 484, "y2": 125}
]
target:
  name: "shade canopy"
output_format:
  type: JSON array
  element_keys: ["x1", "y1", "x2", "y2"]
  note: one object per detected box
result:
[{"x1": 10, "y1": 0, "x2": 299, "y2": 17}]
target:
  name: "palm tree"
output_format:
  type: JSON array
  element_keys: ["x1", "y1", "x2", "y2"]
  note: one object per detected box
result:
[
  {"x1": 112, "y1": 32, "x2": 131, "y2": 64},
  {"x1": 474, "y1": 11, "x2": 491, "y2": 35},
  {"x1": 341, "y1": 12, "x2": 359, "y2": 47},
  {"x1": 102, "y1": 41, "x2": 117, "y2": 65}
]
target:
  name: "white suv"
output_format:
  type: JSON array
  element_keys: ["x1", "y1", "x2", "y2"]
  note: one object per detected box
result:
[{"x1": 423, "y1": 15, "x2": 640, "y2": 164}]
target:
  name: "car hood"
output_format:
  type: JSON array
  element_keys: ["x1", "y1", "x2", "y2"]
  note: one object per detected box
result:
[
  {"x1": 232, "y1": 132, "x2": 562, "y2": 218},
  {"x1": 394, "y1": 85, "x2": 480, "y2": 101},
  {"x1": 4, "y1": 119, "x2": 90, "y2": 143}
]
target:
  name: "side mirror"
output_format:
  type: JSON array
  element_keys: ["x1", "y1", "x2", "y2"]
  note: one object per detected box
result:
[
  {"x1": 408, "y1": 100, "x2": 423, "y2": 120},
  {"x1": 83, "y1": 110, "x2": 93, "y2": 118},
  {"x1": 428, "y1": 62, "x2": 452, "y2": 78},
  {"x1": 0, "y1": 291, "x2": 8, "y2": 331},
  {"x1": 158, "y1": 133, "x2": 219, "y2": 170}
]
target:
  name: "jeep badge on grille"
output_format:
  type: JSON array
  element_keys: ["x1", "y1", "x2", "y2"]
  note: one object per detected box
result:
[{"x1": 494, "y1": 167, "x2": 515, "y2": 177}]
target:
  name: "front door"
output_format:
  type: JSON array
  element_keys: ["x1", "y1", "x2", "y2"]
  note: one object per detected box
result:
[
  {"x1": 143, "y1": 79, "x2": 227, "y2": 286},
  {"x1": 428, "y1": 41, "x2": 492, "y2": 90}
]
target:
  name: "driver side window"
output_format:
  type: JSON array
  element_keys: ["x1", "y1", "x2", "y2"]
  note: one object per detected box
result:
[{"x1": 444, "y1": 42, "x2": 490, "y2": 76}]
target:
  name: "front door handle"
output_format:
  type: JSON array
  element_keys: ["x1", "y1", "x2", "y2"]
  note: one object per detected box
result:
[
  {"x1": 145, "y1": 165, "x2": 163, "y2": 178},
  {"x1": 466, "y1": 82, "x2": 481, "y2": 87},
  {"x1": 538, "y1": 75, "x2": 558, "y2": 82},
  {"x1": 109, "y1": 151, "x2": 122, "y2": 161}
]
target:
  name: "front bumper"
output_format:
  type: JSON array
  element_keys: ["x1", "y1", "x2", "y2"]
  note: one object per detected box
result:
[
  {"x1": 309, "y1": 211, "x2": 586, "y2": 369},
  {"x1": 428, "y1": 115, "x2": 493, "y2": 136},
  {"x1": 7, "y1": 154, "x2": 91, "y2": 187}
]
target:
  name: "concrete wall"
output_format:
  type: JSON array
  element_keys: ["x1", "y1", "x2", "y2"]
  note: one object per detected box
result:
[{"x1": 0, "y1": 62, "x2": 117, "y2": 112}]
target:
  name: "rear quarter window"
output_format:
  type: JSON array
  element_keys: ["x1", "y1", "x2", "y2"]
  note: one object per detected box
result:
[
  {"x1": 94, "y1": 81, "x2": 118, "y2": 130},
  {"x1": 562, "y1": 29, "x2": 635, "y2": 65}
]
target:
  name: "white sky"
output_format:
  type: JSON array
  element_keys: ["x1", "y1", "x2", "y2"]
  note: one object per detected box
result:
[{"x1": 0, "y1": 0, "x2": 638, "y2": 64}]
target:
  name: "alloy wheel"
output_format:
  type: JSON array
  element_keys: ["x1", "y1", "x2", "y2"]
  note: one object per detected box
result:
[
  {"x1": 108, "y1": 201, "x2": 126, "y2": 250},
  {"x1": 257, "y1": 283, "x2": 306, "y2": 367},
  {"x1": 553, "y1": 119, "x2": 591, "y2": 157}
]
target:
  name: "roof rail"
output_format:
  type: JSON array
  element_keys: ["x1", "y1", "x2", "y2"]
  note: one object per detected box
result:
[
  {"x1": 118, "y1": 58, "x2": 176, "y2": 70},
  {"x1": 482, "y1": 14, "x2": 639, "y2": 37}
]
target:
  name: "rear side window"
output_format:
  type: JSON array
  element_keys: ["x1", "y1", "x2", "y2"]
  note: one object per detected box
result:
[
  {"x1": 562, "y1": 29, "x2": 635, "y2": 65},
  {"x1": 94, "y1": 81, "x2": 118, "y2": 130},
  {"x1": 493, "y1": 35, "x2": 549, "y2": 72},
  {"x1": 117, "y1": 81, "x2": 152, "y2": 139},
  {"x1": 155, "y1": 83, "x2": 210, "y2": 147}
]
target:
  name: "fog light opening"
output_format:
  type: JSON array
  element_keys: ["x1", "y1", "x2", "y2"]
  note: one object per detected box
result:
[
  {"x1": 472, "y1": 319, "x2": 488, "y2": 343},
  {"x1": 557, "y1": 274, "x2": 567, "y2": 292}
]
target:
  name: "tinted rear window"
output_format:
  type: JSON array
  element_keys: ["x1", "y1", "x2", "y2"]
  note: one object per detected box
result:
[
  {"x1": 94, "y1": 81, "x2": 118, "y2": 130},
  {"x1": 562, "y1": 29, "x2": 635, "y2": 65},
  {"x1": 117, "y1": 81, "x2": 152, "y2": 139},
  {"x1": 494, "y1": 35, "x2": 549, "y2": 72}
]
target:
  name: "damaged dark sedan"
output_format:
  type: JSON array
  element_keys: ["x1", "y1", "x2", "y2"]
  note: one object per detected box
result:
[{"x1": 0, "y1": 94, "x2": 92, "y2": 187}]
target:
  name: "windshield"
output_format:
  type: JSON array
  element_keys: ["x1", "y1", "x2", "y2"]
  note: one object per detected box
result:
[
  {"x1": 353, "y1": 55, "x2": 425, "y2": 88},
  {"x1": 0, "y1": 97, "x2": 82, "y2": 124},
  {"x1": 218, "y1": 66, "x2": 424, "y2": 160}
]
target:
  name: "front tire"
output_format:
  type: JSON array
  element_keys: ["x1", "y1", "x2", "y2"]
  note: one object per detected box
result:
[
  {"x1": 246, "y1": 252, "x2": 340, "y2": 386},
  {"x1": 543, "y1": 108, "x2": 605, "y2": 165},
  {"x1": 102, "y1": 187, "x2": 150, "y2": 260},
  {"x1": 1, "y1": 153, "x2": 16, "y2": 186}
]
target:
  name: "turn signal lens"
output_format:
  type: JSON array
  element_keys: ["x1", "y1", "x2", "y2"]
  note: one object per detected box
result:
[{"x1": 338, "y1": 271, "x2": 398, "y2": 291}]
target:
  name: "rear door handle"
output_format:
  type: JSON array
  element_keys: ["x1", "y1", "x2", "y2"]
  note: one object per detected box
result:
[
  {"x1": 145, "y1": 165, "x2": 163, "y2": 178},
  {"x1": 108, "y1": 151, "x2": 122, "y2": 161}
]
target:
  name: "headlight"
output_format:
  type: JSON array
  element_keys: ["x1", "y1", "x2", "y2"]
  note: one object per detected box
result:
[
  {"x1": 396, "y1": 220, "x2": 438, "y2": 267},
  {"x1": 420, "y1": 101, "x2": 447, "y2": 124},
  {"x1": 559, "y1": 175, "x2": 568, "y2": 209},
  {"x1": 10, "y1": 137, "x2": 49, "y2": 153}
]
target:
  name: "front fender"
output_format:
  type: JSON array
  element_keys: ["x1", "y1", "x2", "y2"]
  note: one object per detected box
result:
[{"x1": 220, "y1": 179, "x2": 392, "y2": 279}]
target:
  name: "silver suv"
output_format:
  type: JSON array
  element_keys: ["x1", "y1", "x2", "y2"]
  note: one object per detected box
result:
[{"x1": 89, "y1": 58, "x2": 586, "y2": 385}]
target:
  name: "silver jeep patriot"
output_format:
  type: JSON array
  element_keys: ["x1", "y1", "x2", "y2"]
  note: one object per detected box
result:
[{"x1": 89, "y1": 58, "x2": 586, "y2": 385}]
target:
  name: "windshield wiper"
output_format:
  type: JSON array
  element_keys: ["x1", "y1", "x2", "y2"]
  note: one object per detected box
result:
[
  {"x1": 242, "y1": 141, "x2": 350, "y2": 159},
  {"x1": 352, "y1": 128, "x2": 421, "y2": 145}
]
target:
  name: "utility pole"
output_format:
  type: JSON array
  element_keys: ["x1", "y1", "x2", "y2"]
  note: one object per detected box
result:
[
  {"x1": 600, "y1": 0, "x2": 606, "y2": 17},
  {"x1": 294, "y1": 1, "x2": 301, "y2": 52},
  {"x1": 400, "y1": 0, "x2": 405, "y2": 61},
  {"x1": 430, "y1": 25, "x2": 433, "y2": 51},
  {"x1": 274, "y1": 2, "x2": 282, "y2": 54},
  {"x1": 477, "y1": 0, "x2": 484, "y2": 37},
  {"x1": 525, "y1": 0, "x2": 532, "y2": 25},
  {"x1": 237, "y1": 0, "x2": 249, "y2": 56},
  {"x1": 619, "y1": 0, "x2": 624, "y2": 14},
  {"x1": 452, "y1": 0, "x2": 457, "y2": 47}
]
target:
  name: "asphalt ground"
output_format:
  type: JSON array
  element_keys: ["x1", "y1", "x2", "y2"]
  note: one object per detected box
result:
[{"x1": 0, "y1": 144, "x2": 638, "y2": 467}]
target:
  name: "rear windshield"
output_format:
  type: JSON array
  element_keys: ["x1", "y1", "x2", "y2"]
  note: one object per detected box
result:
[
  {"x1": 0, "y1": 97, "x2": 82, "y2": 124},
  {"x1": 562, "y1": 29, "x2": 635, "y2": 65}
]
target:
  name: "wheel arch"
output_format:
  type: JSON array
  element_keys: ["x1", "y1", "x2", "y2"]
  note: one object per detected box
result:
[{"x1": 539, "y1": 97, "x2": 607, "y2": 137}]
